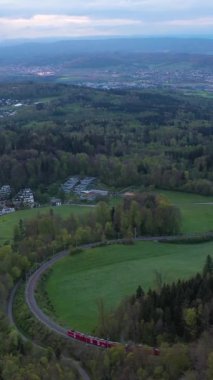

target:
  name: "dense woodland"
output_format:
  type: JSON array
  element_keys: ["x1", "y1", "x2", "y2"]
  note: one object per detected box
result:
[{"x1": 0, "y1": 84, "x2": 213, "y2": 197}]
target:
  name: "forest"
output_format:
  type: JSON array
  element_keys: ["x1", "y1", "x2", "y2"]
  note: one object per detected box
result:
[{"x1": 0, "y1": 83, "x2": 213, "y2": 198}]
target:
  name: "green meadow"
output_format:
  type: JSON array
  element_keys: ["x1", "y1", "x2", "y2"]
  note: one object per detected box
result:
[
  {"x1": 0, "y1": 205, "x2": 92, "y2": 244},
  {"x1": 45, "y1": 240, "x2": 213, "y2": 333},
  {"x1": 157, "y1": 190, "x2": 213, "y2": 233}
]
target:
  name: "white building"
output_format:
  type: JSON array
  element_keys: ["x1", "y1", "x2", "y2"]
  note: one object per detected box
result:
[
  {"x1": 0, "y1": 185, "x2": 11, "y2": 200},
  {"x1": 14, "y1": 188, "x2": 35, "y2": 207},
  {"x1": 80, "y1": 189, "x2": 108, "y2": 201},
  {"x1": 0, "y1": 207, "x2": 15, "y2": 216}
]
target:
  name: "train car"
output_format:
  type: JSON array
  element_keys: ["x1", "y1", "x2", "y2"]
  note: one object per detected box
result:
[
  {"x1": 86, "y1": 336, "x2": 93, "y2": 344},
  {"x1": 92, "y1": 338, "x2": 98, "y2": 346},
  {"x1": 67, "y1": 329, "x2": 116, "y2": 348},
  {"x1": 153, "y1": 348, "x2": 160, "y2": 356},
  {"x1": 67, "y1": 329, "x2": 160, "y2": 355},
  {"x1": 67, "y1": 330, "x2": 74, "y2": 338}
]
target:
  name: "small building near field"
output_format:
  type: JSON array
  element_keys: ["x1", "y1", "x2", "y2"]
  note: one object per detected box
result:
[
  {"x1": 73, "y1": 177, "x2": 96, "y2": 195},
  {"x1": 0, "y1": 207, "x2": 15, "y2": 216},
  {"x1": 50, "y1": 198, "x2": 62, "y2": 207},
  {"x1": 123, "y1": 192, "x2": 135, "y2": 198},
  {"x1": 80, "y1": 189, "x2": 109, "y2": 202},
  {"x1": 0, "y1": 185, "x2": 11, "y2": 200},
  {"x1": 61, "y1": 177, "x2": 80, "y2": 193}
]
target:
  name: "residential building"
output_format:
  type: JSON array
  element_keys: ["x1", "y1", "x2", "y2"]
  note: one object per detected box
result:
[
  {"x1": 80, "y1": 189, "x2": 108, "y2": 202},
  {"x1": 61, "y1": 177, "x2": 80, "y2": 193},
  {"x1": 0, "y1": 185, "x2": 11, "y2": 200},
  {"x1": 0, "y1": 207, "x2": 15, "y2": 216},
  {"x1": 50, "y1": 198, "x2": 62, "y2": 206},
  {"x1": 73, "y1": 177, "x2": 96, "y2": 195},
  {"x1": 14, "y1": 188, "x2": 35, "y2": 208}
]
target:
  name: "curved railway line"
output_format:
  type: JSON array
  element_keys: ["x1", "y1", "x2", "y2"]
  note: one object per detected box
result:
[
  {"x1": 24, "y1": 236, "x2": 181, "y2": 340},
  {"x1": 8, "y1": 234, "x2": 213, "y2": 377},
  {"x1": 25, "y1": 234, "x2": 212, "y2": 341},
  {"x1": 8, "y1": 251, "x2": 91, "y2": 380},
  {"x1": 25, "y1": 236, "x2": 178, "y2": 335}
]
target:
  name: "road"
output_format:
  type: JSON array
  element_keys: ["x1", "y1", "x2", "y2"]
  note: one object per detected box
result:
[
  {"x1": 7, "y1": 259, "x2": 91, "y2": 380},
  {"x1": 25, "y1": 250, "x2": 69, "y2": 338},
  {"x1": 25, "y1": 250, "x2": 91, "y2": 380},
  {"x1": 7, "y1": 280, "x2": 21, "y2": 326}
]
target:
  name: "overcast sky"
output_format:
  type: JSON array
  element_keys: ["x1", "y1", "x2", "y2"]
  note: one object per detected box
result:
[{"x1": 0, "y1": 0, "x2": 213, "y2": 40}]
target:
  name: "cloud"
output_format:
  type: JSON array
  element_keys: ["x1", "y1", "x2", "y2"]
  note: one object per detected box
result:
[
  {"x1": 0, "y1": 14, "x2": 143, "y2": 39},
  {"x1": 167, "y1": 17, "x2": 213, "y2": 27},
  {"x1": 0, "y1": 1, "x2": 213, "y2": 39}
]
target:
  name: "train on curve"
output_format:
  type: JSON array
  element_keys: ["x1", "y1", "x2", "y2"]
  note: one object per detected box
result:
[{"x1": 67, "y1": 329, "x2": 160, "y2": 355}]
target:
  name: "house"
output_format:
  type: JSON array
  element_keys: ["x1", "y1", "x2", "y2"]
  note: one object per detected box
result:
[
  {"x1": 0, "y1": 185, "x2": 11, "y2": 200},
  {"x1": 14, "y1": 103, "x2": 23, "y2": 107},
  {"x1": 61, "y1": 177, "x2": 80, "y2": 193},
  {"x1": 61, "y1": 176, "x2": 96, "y2": 194},
  {"x1": 14, "y1": 188, "x2": 35, "y2": 208},
  {"x1": 123, "y1": 192, "x2": 135, "y2": 198},
  {"x1": 0, "y1": 207, "x2": 15, "y2": 216},
  {"x1": 80, "y1": 189, "x2": 109, "y2": 202},
  {"x1": 50, "y1": 198, "x2": 62, "y2": 207},
  {"x1": 73, "y1": 177, "x2": 96, "y2": 195}
]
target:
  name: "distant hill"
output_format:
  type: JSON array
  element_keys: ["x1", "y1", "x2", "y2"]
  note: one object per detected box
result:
[{"x1": 0, "y1": 37, "x2": 212, "y2": 65}]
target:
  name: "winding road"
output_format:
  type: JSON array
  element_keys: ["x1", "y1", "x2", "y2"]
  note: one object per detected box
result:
[
  {"x1": 25, "y1": 250, "x2": 69, "y2": 338},
  {"x1": 7, "y1": 252, "x2": 91, "y2": 380}
]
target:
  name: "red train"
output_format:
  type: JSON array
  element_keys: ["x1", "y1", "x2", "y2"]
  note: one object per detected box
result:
[
  {"x1": 67, "y1": 329, "x2": 116, "y2": 348},
  {"x1": 67, "y1": 329, "x2": 160, "y2": 355}
]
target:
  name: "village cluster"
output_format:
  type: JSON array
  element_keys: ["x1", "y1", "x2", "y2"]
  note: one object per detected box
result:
[
  {"x1": 0, "y1": 185, "x2": 34, "y2": 216},
  {"x1": 0, "y1": 98, "x2": 28, "y2": 118},
  {"x1": 0, "y1": 176, "x2": 109, "y2": 216}
]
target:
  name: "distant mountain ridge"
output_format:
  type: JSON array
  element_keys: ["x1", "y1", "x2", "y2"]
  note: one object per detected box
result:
[{"x1": 0, "y1": 37, "x2": 212, "y2": 65}]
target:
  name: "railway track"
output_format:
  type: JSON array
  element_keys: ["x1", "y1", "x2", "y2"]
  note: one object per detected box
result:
[
  {"x1": 25, "y1": 233, "x2": 211, "y2": 340},
  {"x1": 7, "y1": 252, "x2": 91, "y2": 380},
  {"x1": 8, "y1": 234, "x2": 212, "y2": 379}
]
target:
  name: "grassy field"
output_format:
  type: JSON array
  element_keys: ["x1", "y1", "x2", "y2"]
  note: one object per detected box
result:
[
  {"x1": 156, "y1": 190, "x2": 213, "y2": 233},
  {"x1": 111, "y1": 189, "x2": 213, "y2": 234},
  {"x1": 0, "y1": 205, "x2": 92, "y2": 244},
  {"x1": 45, "y1": 240, "x2": 213, "y2": 333}
]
